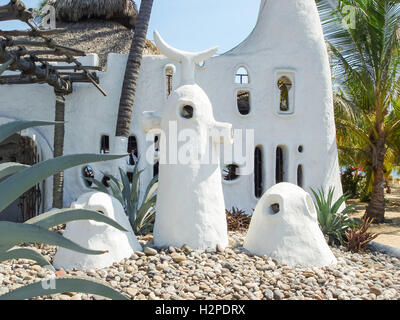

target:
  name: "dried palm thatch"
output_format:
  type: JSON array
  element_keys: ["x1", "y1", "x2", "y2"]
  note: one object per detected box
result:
[
  {"x1": 47, "y1": 0, "x2": 138, "y2": 29},
  {"x1": 46, "y1": 20, "x2": 159, "y2": 69}
]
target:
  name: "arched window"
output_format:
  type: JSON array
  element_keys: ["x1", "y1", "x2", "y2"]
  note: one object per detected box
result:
[
  {"x1": 277, "y1": 76, "x2": 292, "y2": 112},
  {"x1": 297, "y1": 165, "x2": 304, "y2": 188},
  {"x1": 223, "y1": 164, "x2": 240, "y2": 181},
  {"x1": 235, "y1": 67, "x2": 249, "y2": 84},
  {"x1": 100, "y1": 135, "x2": 110, "y2": 154},
  {"x1": 254, "y1": 147, "x2": 263, "y2": 198},
  {"x1": 237, "y1": 90, "x2": 250, "y2": 115}
]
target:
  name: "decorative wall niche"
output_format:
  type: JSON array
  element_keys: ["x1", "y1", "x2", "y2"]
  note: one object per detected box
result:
[
  {"x1": 164, "y1": 64, "x2": 176, "y2": 97},
  {"x1": 275, "y1": 71, "x2": 295, "y2": 115}
]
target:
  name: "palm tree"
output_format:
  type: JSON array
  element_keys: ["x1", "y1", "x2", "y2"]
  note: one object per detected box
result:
[
  {"x1": 318, "y1": 0, "x2": 400, "y2": 222},
  {"x1": 116, "y1": 0, "x2": 154, "y2": 138}
]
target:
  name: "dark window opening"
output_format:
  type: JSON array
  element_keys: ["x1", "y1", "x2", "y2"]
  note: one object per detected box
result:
[
  {"x1": 127, "y1": 172, "x2": 133, "y2": 183},
  {"x1": 154, "y1": 135, "x2": 160, "y2": 152},
  {"x1": 222, "y1": 164, "x2": 239, "y2": 181},
  {"x1": 270, "y1": 203, "x2": 280, "y2": 214},
  {"x1": 276, "y1": 146, "x2": 284, "y2": 183},
  {"x1": 100, "y1": 135, "x2": 110, "y2": 154},
  {"x1": 102, "y1": 175, "x2": 111, "y2": 188},
  {"x1": 298, "y1": 145, "x2": 304, "y2": 153},
  {"x1": 297, "y1": 165, "x2": 303, "y2": 188},
  {"x1": 237, "y1": 90, "x2": 250, "y2": 115},
  {"x1": 127, "y1": 136, "x2": 138, "y2": 165},
  {"x1": 180, "y1": 105, "x2": 194, "y2": 119},
  {"x1": 277, "y1": 76, "x2": 292, "y2": 112},
  {"x1": 254, "y1": 147, "x2": 263, "y2": 198},
  {"x1": 82, "y1": 166, "x2": 95, "y2": 187},
  {"x1": 153, "y1": 162, "x2": 159, "y2": 177},
  {"x1": 166, "y1": 68, "x2": 173, "y2": 96},
  {"x1": 128, "y1": 136, "x2": 138, "y2": 157},
  {"x1": 235, "y1": 67, "x2": 249, "y2": 84}
]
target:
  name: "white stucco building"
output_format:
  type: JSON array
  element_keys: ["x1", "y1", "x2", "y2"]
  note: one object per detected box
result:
[{"x1": 0, "y1": 0, "x2": 343, "y2": 219}]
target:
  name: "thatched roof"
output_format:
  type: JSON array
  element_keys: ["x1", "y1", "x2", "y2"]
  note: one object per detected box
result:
[
  {"x1": 48, "y1": 20, "x2": 159, "y2": 69},
  {"x1": 48, "y1": 0, "x2": 138, "y2": 29}
]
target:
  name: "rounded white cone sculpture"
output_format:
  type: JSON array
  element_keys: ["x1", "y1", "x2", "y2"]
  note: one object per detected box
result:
[
  {"x1": 244, "y1": 183, "x2": 337, "y2": 267},
  {"x1": 53, "y1": 192, "x2": 142, "y2": 270}
]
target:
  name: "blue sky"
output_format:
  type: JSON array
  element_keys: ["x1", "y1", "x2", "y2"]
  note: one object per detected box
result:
[{"x1": 0, "y1": 0, "x2": 261, "y2": 54}]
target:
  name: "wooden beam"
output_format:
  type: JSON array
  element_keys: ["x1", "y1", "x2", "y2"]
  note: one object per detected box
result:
[
  {"x1": 0, "y1": 28, "x2": 67, "y2": 37},
  {"x1": 53, "y1": 65, "x2": 103, "y2": 71}
]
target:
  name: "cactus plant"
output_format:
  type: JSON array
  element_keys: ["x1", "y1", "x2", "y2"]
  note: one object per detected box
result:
[{"x1": 0, "y1": 120, "x2": 129, "y2": 300}]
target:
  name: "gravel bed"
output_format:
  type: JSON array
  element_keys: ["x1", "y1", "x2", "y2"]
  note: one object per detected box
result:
[{"x1": 1, "y1": 231, "x2": 399, "y2": 300}]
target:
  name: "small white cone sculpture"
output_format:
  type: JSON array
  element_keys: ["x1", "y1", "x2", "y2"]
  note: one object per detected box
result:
[
  {"x1": 53, "y1": 192, "x2": 142, "y2": 270},
  {"x1": 244, "y1": 183, "x2": 337, "y2": 267}
]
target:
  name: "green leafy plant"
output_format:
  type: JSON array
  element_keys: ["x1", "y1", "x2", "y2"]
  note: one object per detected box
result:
[
  {"x1": 84, "y1": 162, "x2": 158, "y2": 236},
  {"x1": 311, "y1": 187, "x2": 356, "y2": 246},
  {"x1": 226, "y1": 207, "x2": 251, "y2": 232},
  {"x1": 345, "y1": 217, "x2": 378, "y2": 253},
  {"x1": 0, "y1": 120, "x2": 128, "y2": 300}
]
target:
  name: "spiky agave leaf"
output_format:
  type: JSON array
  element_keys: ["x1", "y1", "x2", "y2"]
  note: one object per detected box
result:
[
  {"x1": 0, "y1": 222, "x2": 107, "y2": 255},
  {"x1": 0, "y1": 120, "x2": 57, "y2": 143},
  {"x1": 0, "y1": 276, "x2": 128, "y2": 300},
  {"x1": 0, "y1": 162, "x2": 29, "y2": 180},
  {"x1": 0, "y1": 153, "x2": 126, "y2": 213},
  {"x1": 0, "y1": 247, "x2": 53, "y2": 269}
]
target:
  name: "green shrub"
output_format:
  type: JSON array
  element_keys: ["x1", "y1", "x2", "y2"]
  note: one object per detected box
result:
[
  {"x1": 84, "y1": 163, "x2": 158, "y2": 236},
  {"x1": 311, "y1": 187, "x2": 356, "y2": 246},
  {"x1": 0, "y1": 120, "x2": 128, "y2": 300},
  {"x1": 341, "y1": 167, "x2": 362, "y2": 198}
]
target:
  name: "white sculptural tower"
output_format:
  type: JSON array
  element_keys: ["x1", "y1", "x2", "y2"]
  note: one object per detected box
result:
[
  {"x1": 53, "y1": 192, "x2": 142, "y2": 270},
  {"x1": 143, "y1": 31, "x2": 232, "y2": 250},
  {"x1": 244, "y1": 183, "x2": 337, "y2": 267}
]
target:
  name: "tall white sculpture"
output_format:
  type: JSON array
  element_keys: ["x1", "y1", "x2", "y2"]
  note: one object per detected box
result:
[
  {"x1": 143, "y1": 31, "x2": 232, "y2": 250},
  {"x1": 53, "y1": 192, "x2": 142, "y2": 270},
  {"x1": 244, "y1": 183, "x2": 337, "y2": 267}
]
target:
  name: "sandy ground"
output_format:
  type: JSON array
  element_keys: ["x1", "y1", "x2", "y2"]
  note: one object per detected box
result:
[{"x1": 348, "y1": 185, "x2": 400, "y2": 249}]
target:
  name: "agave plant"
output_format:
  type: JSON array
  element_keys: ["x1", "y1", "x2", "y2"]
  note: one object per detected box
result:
[
  {"x1": 311, "y1": 187, "x2": 356, "y2": 246},
  {"x1": 84, "y1": 162, "x2": 158, "y2": 235},
  {"x1": 0, "y1": 120, "x2": 128, "y2": 300},
  {"x1": 345, "y1": 217, "x2": 378, "y2": 253},
  {"x1": 226, "y1": 207, "x2": 251, "y2": 232}
]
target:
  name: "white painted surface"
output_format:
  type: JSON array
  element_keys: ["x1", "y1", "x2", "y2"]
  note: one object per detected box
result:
[
  {"x1": 244, "y1": 183, "x2": 337, "y2": 267},
  {"x1": 53, "y1": 192, "x2": 142, "y2": 270},
  {"x1": 0, "y1": 0, "x2": 343, "y2": 216},
  {"x1": 148, "y1": 32, "x2": 230, "y2": 249}
]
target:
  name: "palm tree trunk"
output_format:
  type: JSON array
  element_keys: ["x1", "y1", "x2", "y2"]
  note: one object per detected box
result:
[
  {"x1": 52, "y1": 94, "x2": 65, "y2": 208},
  {"x1": 115, "y1": 0, "x2": 154, "y2": 138},
  {"x1": 365, "y1": 124, "x2": 386, "y2": 223}
]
